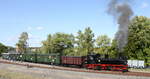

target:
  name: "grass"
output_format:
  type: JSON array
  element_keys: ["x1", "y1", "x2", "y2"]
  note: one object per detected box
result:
[{"x1": 0, "y1": 70, "x2": 44, "y2": 79}]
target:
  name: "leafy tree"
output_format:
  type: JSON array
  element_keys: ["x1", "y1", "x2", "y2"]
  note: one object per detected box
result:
[
  {"x1": 76, "y1": 27, "x2": 94, "y2": 56},
  {"x1": 16, "y1": 32, "x2": 29, "y2": 53},
  {"x1": 96, "y1": 35, "x2": 111, "y2": 47},
  {"x1": 52, "y1": 33, "x2": 74, "y2": 55},
  {"x1": 95, "y1": 35, "x2": 111, "y2": 55},
  {"x1": 41, "y1": 33, "x2": 74, "y2": 55},
  {"x1": 76, "y1": 30, "x2": 84, "y2": 56},
  {"x1": 41, "y1": 34, "x2": 53, "y2": 53},
  {"x1": 125, "y1": 16, "x2": 150, "y2": 65},
  {"x1": 0, "y1": 43, "x2": 7, "y2": 56},
  {"x1": 109, "y1": 39, "x2": 118, "y2": 58}
]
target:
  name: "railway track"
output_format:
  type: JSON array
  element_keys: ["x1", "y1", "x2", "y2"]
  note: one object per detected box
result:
[{"x1": 0, "y1": 59, "x2": 150, "y2": 77}]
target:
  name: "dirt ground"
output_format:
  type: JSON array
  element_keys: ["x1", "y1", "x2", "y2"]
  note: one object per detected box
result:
[{"x1": 0, "y1": 63, "x2": 150, "y2": 79}]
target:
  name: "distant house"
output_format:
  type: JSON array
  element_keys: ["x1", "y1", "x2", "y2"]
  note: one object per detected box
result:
[
  {"x1": 8, "y1": 50, "x2": 17, "y2": 54},
  {"x1": 29, "y1": 47, "x2": 41, "y2": 53}
]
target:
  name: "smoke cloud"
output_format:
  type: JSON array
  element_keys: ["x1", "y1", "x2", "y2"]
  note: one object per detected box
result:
[{"x1": 107, "y1": 0, "x2": 133, "y2": 52}]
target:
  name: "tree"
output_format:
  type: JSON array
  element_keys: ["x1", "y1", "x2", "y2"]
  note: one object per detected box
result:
[
  {"x1": 125, "y1": 16, "x2": 150, "y2": 65},
  {"x1": 41, "y1": 34, "x2": 53, "y2": 53},
  {"x1": 0, "y1": 43, "x2": 7, "y2": 56},
  {"x1": 95, "y1": 35, "x2": 111, "y2": 54},
  {"x1": 41, "y1": 33, "x2": 75, "y2": 55},
  {"x1": 109, "y1": 39, "x2": 118, "y2": 58},
  {"x1": 16, "y1": 32, "x2": 29, "y2": 53},
  {"x1": 52, "y1": 33, "x2": 74, "y2": 55},
  {"x1": 96, "y1": 35, "x2": 111, "y2": 47},
  {"x1": 76, "y1": 27, "x2": 94, "y2": 56}
]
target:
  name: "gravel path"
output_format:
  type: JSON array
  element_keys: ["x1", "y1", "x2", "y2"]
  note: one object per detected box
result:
[{"x1": 0, "y1": 63, "x2": 150, "y2": 79}]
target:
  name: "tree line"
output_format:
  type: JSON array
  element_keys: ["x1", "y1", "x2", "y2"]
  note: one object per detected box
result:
[{"x1": 1, "y1": 16, "x2": 150, "y2": 65}]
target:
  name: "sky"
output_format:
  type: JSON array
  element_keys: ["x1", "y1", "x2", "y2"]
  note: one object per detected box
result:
[{"x1": 0, "y1": 0, "x2": 150, "y2": 47}]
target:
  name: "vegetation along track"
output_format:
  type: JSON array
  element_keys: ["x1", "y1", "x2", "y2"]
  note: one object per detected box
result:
[{"x1": 0, "y1": 59, "x2": 150, "y2": 77}]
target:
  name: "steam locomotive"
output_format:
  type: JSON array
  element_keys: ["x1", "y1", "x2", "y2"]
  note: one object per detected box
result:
[{"x1": 2, "y1": 53, "x2": 128, "y2": 72}]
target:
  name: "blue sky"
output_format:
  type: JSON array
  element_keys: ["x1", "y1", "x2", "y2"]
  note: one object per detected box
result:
[{"x1": 0, "y1": 0, "x2": 150, "y2": 47}]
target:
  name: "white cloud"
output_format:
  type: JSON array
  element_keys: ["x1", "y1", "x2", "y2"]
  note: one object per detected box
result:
[
  {"x1": 2, "y1": 35, "x2": 20, "y2": 47},
  {"x1": 28, "y1": 34, "x2": 41, "y2": 40},
  {"x1": 36, "y1": 26, "x2": 44, "y2": 30},
  {"x1": 27, "y1": 26, "x2": 32, "y2": 31},
  {"x1": 1, "y1": 33, "x2": 43, "y2": 47},
  {"x1": 27, "y1": 26, "x2": 44, "y2": 31},
  {"x1": 27, "y1": 33, "x2": 43, "y2": 47},
  {"x1": 28, "y1": 39, "x2": 42, "y2": 47},
  {"x1": 28, "y1": 33, "x2": 33, "y2": 38},
  {"x1": 141, "y1": 2, "x2": 149, "y2": 8}
]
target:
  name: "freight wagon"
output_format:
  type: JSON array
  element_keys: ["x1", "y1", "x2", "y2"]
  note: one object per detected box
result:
[{"x1": 61, "y1": 56, "x2": 86, "y2": 67}]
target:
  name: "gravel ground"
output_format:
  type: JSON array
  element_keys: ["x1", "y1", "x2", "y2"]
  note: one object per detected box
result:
[
  {"x1": 129, "y1": 68, "x2": 150, "y2": 73},
  {"x1": 0, "y1": 63, "x2": 150, "y2": 79}
]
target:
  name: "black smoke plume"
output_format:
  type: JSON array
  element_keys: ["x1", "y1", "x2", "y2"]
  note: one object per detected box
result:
[{"x1": 107, "y1": 0, "x2": 133, "y2": 52}]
